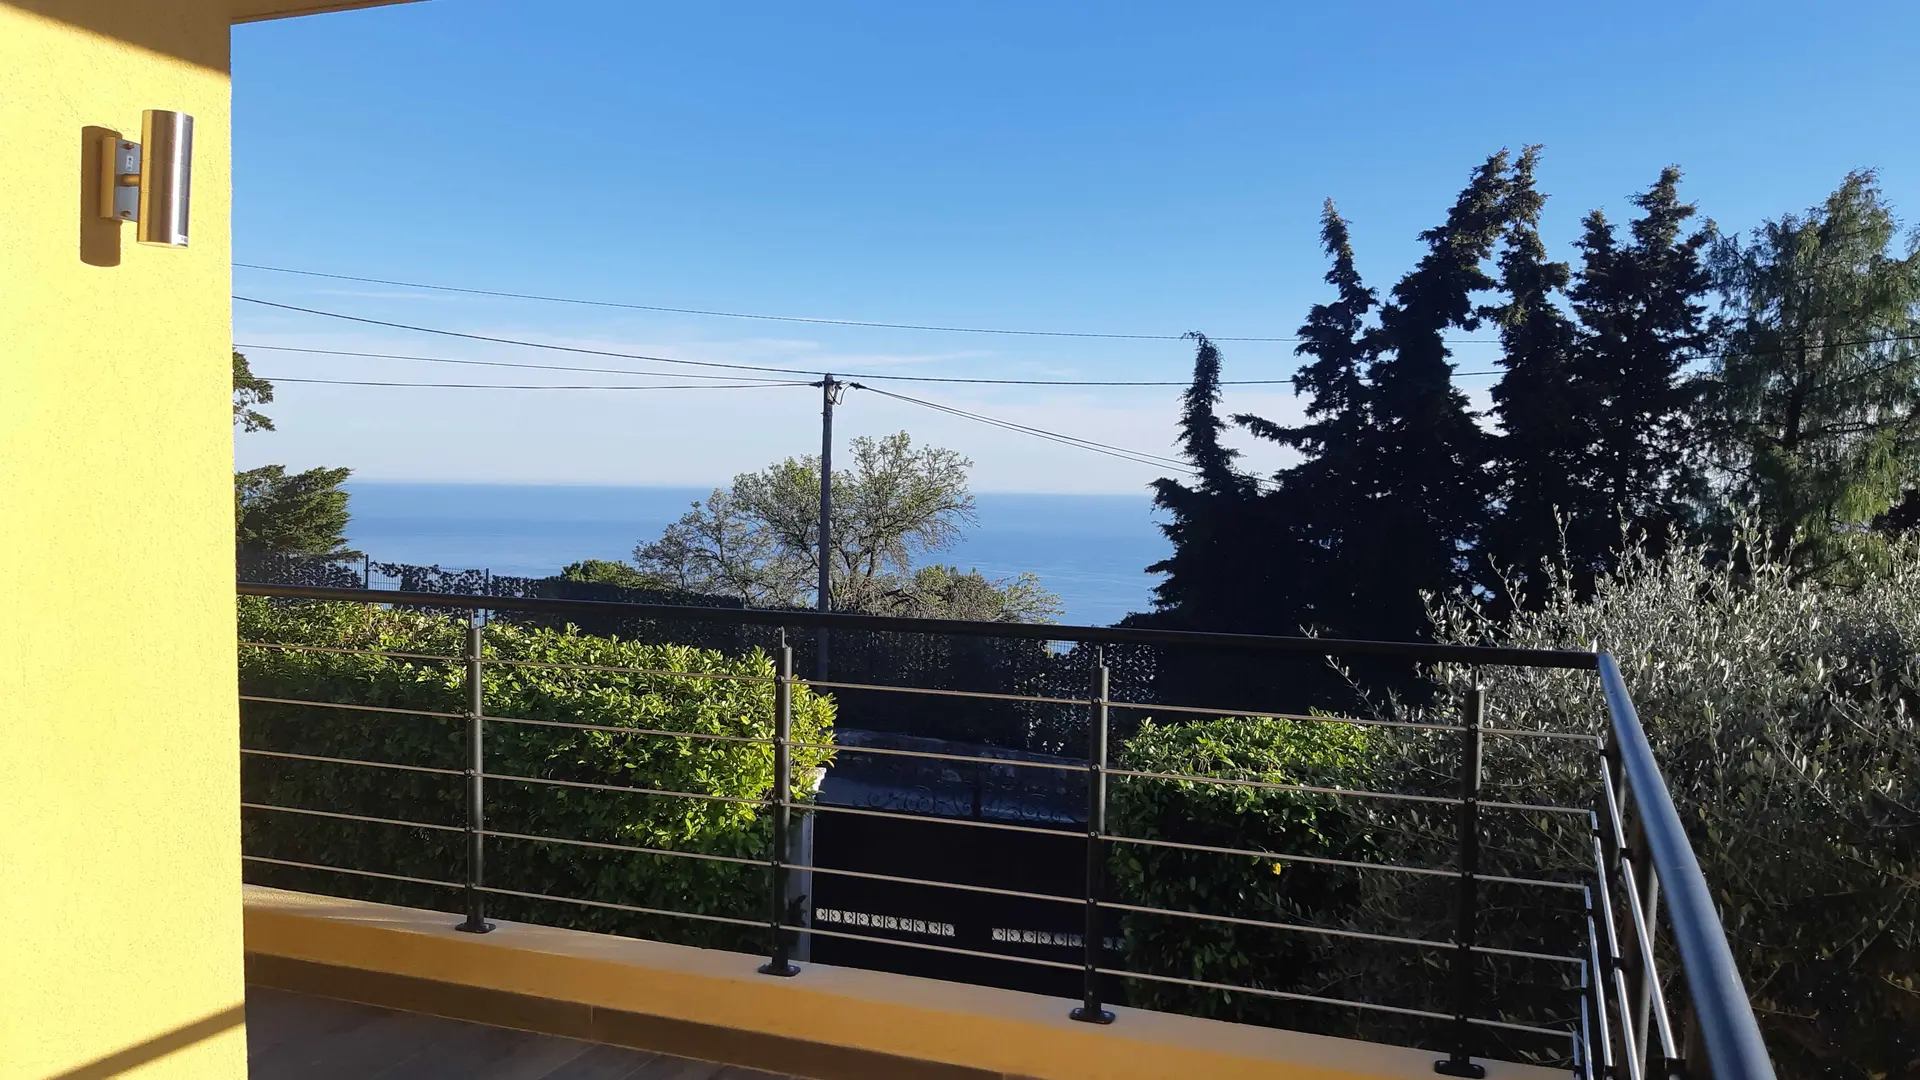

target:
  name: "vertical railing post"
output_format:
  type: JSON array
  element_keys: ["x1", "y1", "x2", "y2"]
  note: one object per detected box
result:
[
  {"x1": 1071, "y1": 649, "x2": 1114, "y2": 1024},
  {"x1": 1601, "y1": 735, "x2": 1649, "y2": 1078},
  {"x1": 457, "y1": 610, "x2": 493, "y2": 934},
  {"x1": 1626, "y1": 809, "x2": 1664, "y2": 1077},
  {"x1": 1585, "y1": 889, "x2": 1617, "y2": 1080},
  {"x1": 1436, "y1": 681, "x2": 1485, "y2": 1077},
  {"x1": 760, "y1": 631, "x2": 799, "y2": 976}
]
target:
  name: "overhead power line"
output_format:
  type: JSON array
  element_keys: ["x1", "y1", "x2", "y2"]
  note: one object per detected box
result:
[
  {"x1": 236, "y1": 343, "x2": 779, "y2": 383},
  {"x1": 260, "y1": 376, "x2": 809, "y2": 390},
  {"x1": 849, "y1": 383, "x2": 1295, "y2": 493},
  {"x1": 237, "y1": 263, "x2": 1920, "y2": 371},
  {"x1": 236, "y1": 262, "x2": 1331, "y2": 343},
  {"x1": 234, "y1": 297, "x2": 1504, "y2": 384},
  {"x1": 852, "y1": 383, "x2": 1194, "y2": 473},
  {"x1": 237, "y1": 297, "x2": 821, "y2": 377}
]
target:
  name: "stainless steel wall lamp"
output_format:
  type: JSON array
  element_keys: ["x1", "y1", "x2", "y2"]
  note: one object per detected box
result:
[{"x1": 98, "y1": 110, "x2": 193, "y2": 247}]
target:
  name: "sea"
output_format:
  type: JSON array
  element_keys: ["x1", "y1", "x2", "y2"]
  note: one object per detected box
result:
[{"x1": 343, "y1": 482, "x2": 1170, "y2": 628}]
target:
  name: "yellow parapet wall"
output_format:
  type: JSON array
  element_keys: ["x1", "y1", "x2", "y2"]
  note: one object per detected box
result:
[{"x1": 244, "y1": 886, "x2": 1566, "y2": 1080}]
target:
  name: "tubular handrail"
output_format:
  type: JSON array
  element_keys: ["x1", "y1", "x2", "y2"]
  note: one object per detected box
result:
[
  {"x1": 1598, "y1": 654, "x2": 1775, "y2": 1080},
  {"x1": 237, "y1": 581, "x2": 1598, "y2": 668}
]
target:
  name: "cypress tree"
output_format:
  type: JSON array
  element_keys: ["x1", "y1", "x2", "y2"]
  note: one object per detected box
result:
[
  {"x1": 1482, "y1": 146, "x2": 1584, "y2": 609},
  {"x1": 1567, "y1": 167, "x2": 1716, "y2": 564},
  {"x1": 1236, "y1": 200, "x2": 1378, "y2": 633},
  {"x1": 1346, "y1": 150, "x2": 1511, "y2": 641},
  {"x1": 1140, "y1": 334, "x2": 1293, "y2": 708},
  {"x1": 1144, "y1": 333, "x2": 1261, "y2": 622}
]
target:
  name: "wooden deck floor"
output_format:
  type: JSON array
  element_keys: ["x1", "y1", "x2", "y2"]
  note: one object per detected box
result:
[{"x1": 245, "y1": 987, "x2": 793, "y2": 1079}]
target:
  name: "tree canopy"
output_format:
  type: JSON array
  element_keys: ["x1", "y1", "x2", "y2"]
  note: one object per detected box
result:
[
  {"x1": 232, "y1": 350, "x2": 357, "y2": 558},
  {"x1": 633, "y1": 432, "x2": 1060, "y2": 621},
  {"x1": 559, "y1": 558, "x2": 668, "y2": 591},
  {"x1": 235, "y1": 464, "x2": 359, "y2": 557},
  {"x1": 1143, "y1": 153, "x2": 1920, "y2": 674},
  {"x1": 1708, "y1": 169, "x2": 1920, "y2": 571}
]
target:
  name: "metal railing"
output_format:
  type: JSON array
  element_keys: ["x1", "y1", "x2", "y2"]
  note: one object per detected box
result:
[{"x1": 235, "y1": 582, "x2": 1775, "y2": 1080}]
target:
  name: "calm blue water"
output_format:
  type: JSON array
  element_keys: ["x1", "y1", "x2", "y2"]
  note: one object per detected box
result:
[{"x1": 344, "y1": 482, "x2": 1170, "y2": 627}]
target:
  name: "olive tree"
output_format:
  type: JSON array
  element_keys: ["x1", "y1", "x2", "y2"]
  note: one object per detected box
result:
[{"x1": 1416, "y1": 532, "x2": 1920, "y2": 1078}]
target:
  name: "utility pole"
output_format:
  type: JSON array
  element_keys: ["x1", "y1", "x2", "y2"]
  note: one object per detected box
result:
[{"x1": 816, "y1": 375, "x2": 844, "y2": 680}]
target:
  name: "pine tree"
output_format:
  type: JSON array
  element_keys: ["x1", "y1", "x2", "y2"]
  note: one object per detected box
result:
[
  {"x1": 235, "y1": 464, "x2": 359, "y2": 557},
  {"x1": 1482, "y1": 146, "x2": 1584, "y2": 609},
  {"x1": 1709, "y1": 169, "x2": 1920, "y2": 571},
  {"x1": 1567, "y1": 168, "x2": 1715, "y2": 561},
  {"x1": 1346, "y1": 150, "x2": 1511, "y2": 640},
  {"x1": 232, "y1": 350, "x2": 357, "y2": 559}
]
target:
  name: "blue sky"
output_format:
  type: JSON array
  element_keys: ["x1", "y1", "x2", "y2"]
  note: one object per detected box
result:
[{"x1": 233, "y1": 0, "x2": 1920, "y2": 493}]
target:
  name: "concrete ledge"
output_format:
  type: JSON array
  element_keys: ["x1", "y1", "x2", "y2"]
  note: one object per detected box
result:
[{"x1": 243, "y1": 885, "x2": 1561, "y2": 1080}]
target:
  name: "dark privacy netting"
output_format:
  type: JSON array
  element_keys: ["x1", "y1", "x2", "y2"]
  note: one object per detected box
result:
[{"x1": 234, "y1": 551, "x2": 1454, "y2": 748}]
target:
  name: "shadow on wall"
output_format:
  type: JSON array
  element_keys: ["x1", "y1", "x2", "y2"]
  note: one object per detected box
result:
[
  {"x1": 39, "y1": 1003, "x2": 246, "y2": 1080},
  {"x1": 79, "y1": 125, "x2": 121, "y2": 267},
  {"x1": 6, "y1": 1, "x2": 228, "y2": 72}
]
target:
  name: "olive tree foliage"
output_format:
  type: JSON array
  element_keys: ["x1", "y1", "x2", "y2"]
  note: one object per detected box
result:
[
  {"x1": 1417, "y1": 530, "x2": 1920, "y2": 1078},
  {"x1": 634, "y1": 432, "x2": 1061, "y2": 621}
]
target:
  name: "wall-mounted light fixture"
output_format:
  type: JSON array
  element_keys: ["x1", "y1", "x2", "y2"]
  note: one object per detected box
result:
[{"x1": 97, "y1": 110, "x2": 193, "y2": 248}]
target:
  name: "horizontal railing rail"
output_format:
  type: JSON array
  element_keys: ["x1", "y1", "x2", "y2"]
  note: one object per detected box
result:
[{"x1": 234, "y1": 582, "x2": 1774, "y2": 1080}]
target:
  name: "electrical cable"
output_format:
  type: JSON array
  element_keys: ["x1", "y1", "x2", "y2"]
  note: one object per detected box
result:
[
  {"x1": 235, "y1": 343, "x2": 789, "y2": 383},
  {"x1": 253, "y1": 368, "x2": 1275, "y2": 486},
  {"x1": 235, "y1": 264, "x2": 1920, "y2": 375},
  {"x1": 853, "y1": 383, "x2": 1304, "y2": 493},
  {"x1": 259, "y1": 376, "x2": 809, "y2": 390},
  {"x1": 234, "y1": 297, "x2": 1504, "y2": 384},
  {"x1": 236, "y1": 297, "x2": 821, "y2": 377},
  {"x1": 235, "y1": 262, "x2": 1333, "y2": 343},
  {"x1": 852, "y1": 383, "x2": 1198, "y2": 473}
]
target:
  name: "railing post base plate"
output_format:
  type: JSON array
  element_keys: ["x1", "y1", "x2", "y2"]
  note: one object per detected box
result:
[
  {"x1": 1070, "y1": 1007, "x2": 1115, "y2": 1025},
  {"x1": 758, "y1": 961, "x2": 800, "y2": 977},
  {"x1": 455, "y1": 919, "x2": 495, "y2": 935},
  {"x1": 1434, "y1": 1057, "x2": 1485, "y2": 1078}
]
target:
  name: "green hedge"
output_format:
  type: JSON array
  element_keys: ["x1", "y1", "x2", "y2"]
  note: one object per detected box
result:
[
  {"x1": 238, "y1": 598, "x2": 833, "y2": 951},
  {"x1": 1107, "y1": 715, "x2": 1376, "y2": 1029}
]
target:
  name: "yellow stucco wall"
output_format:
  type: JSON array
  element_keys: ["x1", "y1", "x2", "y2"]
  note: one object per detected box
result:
[{"x1": 0, "y1": 4, "x2": 244, "y2": 1077}]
